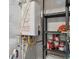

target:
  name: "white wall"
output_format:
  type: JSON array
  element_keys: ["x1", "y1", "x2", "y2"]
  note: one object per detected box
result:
[{"x1": 9, "y1": 0, "x2": 21, "y2": 55}]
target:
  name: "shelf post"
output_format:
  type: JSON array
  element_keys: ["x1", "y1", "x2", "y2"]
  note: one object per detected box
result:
[
  {"x1": 42, "y1": 0, "x2": 45, "y2": 59},
  {"x1": 44, "y1": 18, "x2": 47, "y2": 56}
]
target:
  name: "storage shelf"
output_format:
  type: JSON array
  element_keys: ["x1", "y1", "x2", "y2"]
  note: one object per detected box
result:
[
  {"x1": 47, "y1": 49, "x2": 65, "y2": 57},
  {"x1": 47, "y1": 39, "x2": 66, "y2": 42},
  {"x1": 44, "y1": 11, "x2": 70, "y2": 18},
  {"x1": 45, "y1": 31, "x2": 68, "y2": 34},
  {"x1": 42, "y1": 0, "x2": 70, "y2": 59}
]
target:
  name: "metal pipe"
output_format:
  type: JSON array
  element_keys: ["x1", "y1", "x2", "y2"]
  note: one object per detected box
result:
[{"x1": 42, "y1": 0, "x2": 45, "y2": 59}]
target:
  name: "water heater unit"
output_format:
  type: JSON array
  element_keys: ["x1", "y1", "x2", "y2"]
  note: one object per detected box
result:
[{"x1": 21, "y1": 1, "x2": 40, "y2": 36}]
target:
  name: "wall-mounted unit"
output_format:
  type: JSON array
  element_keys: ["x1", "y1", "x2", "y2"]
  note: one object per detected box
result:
[{"x1": 20, "y1": 1, "x2": 40, "y2": 36}]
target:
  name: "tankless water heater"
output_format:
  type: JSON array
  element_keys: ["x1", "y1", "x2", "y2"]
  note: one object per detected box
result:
[{"x1": 20, "y1": 1, "x2": 40, "y2": 36}]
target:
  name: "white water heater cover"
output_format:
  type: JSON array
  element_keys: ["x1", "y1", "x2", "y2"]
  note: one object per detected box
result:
[{"x1": 21, "y1": 1, "x2": 40, "y2": 36}]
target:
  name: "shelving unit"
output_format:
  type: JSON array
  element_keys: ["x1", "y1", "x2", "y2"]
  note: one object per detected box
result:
[
  {"x1": 47, "y1": 49, "x2": 65, "y2": 57},
  {"x1": 42, "y1": 0, "x2": 70, "y2": 59},
  {"x1": 44, "y1": 11, "x2": 70, "y2": 18},
  {"x1": 45, "y1": 31, "x2": 69, "y2": 34}
]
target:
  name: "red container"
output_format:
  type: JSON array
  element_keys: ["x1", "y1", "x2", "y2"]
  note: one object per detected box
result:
[
  {"x1": 47, "y1": 40, "x2": 54, "y2": 50},
  {"x1": 52, "y1": 34, "x2": 59, "y2": 41},
  {"x1": 54, "y1": 41, "x2": 59, "y2": 48},
  {"x1": 59, "y1": 42, "x2": 65, "y2": 51}
]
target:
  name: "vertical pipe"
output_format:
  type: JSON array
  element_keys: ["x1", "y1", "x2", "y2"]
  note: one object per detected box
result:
[
  {"x1": 21, "y1": 36, "x2": 24, "y2": 59},
  {"x1": 42, "y1": 0, "x2": 45, "y2": 59}
]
